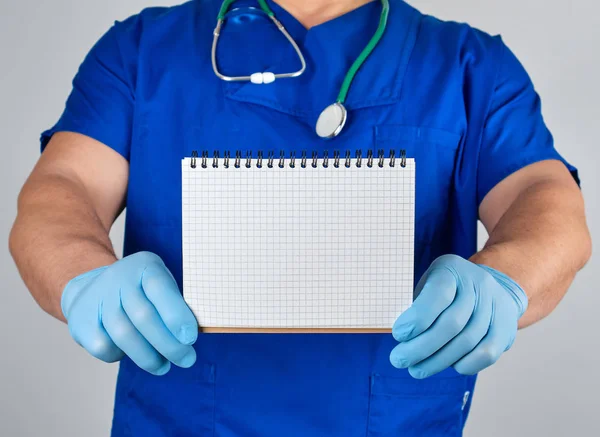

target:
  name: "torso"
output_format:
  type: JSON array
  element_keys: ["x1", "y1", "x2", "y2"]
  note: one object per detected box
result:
[{"x1": 113, "y1": 0, "x2": 501, "y2": 435}]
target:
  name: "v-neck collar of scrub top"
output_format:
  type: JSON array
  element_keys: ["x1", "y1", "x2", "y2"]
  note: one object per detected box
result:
[{"x1": 220, "y1": 0, "x2": 421, "y2": 119}]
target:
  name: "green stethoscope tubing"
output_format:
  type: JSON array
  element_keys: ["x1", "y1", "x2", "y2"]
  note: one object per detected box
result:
[
  {"x1": 335, "y1": 0, "x2": 389, "y2": 105},
  {"x1": 213, "y1": 0, "x2": 390, "y2": 138}
]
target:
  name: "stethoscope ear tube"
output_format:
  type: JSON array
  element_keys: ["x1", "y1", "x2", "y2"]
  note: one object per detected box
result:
[{"x1": 211, "y1": 9, "x2": 306, "y2": 82}]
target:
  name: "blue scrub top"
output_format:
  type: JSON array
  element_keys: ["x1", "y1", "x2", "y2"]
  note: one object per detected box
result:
[{"x1": 42, "y1": 0, "x2": 577, "y2": 435}]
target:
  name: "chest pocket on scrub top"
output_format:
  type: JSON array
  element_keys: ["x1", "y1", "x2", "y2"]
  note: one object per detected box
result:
[{"x1": 375, "y1": 125, "x2": 461, "y2": 245}]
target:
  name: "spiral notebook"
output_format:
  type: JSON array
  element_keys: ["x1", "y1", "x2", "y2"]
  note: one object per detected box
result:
[{"x1": 182, "y1": 150, "x2": 415, "y2": 333}]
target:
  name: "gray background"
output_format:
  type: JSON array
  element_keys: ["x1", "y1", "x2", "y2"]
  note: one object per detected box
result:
[{"x1": 1, "y1": 0, "x2": 598, "y2": 436}]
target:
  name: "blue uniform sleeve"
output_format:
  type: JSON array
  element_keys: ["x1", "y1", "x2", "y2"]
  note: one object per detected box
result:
[
  {"x1": 476, "y1": 38, "x2": 579, "y2": 206},
  {"x1": 41, "y1": 18, "x2": 139, "y2": 160}
]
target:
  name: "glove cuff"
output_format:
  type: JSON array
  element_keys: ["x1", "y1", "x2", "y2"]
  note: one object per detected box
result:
[
  {"x1": 61, "y1": 267, "x2": 109, "y2": 320},
  {"x1": 477, "y1": 265, "x2": 529, "y2": 318}
]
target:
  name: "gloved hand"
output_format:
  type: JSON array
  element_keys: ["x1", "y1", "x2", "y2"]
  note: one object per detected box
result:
[
  {"x1": 390, "y1": 254, "x2": 528, "y2": 379},
  {"x1": 62, "y1": 252, "x2": 199, "y2": 375}
]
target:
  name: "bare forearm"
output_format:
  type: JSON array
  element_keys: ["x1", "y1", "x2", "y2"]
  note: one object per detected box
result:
[
  {"x1": 471, "y1": 179, "x2": 591, "y2": 328},
  {"x1": 10, "y1": 173, "x2": 118, "y2": 322}
]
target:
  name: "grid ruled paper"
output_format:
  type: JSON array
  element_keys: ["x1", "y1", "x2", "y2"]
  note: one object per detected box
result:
[{"x1": 182, "y1": 155, "x2": 415, "y2": 330}]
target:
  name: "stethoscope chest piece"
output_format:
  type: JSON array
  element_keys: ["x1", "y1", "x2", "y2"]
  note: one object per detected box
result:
[{"x1": 316, "y1": 103, "x2": 348, "y2": 139}]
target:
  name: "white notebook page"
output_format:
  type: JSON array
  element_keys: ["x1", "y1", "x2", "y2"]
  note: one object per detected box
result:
[{"x1": 182, "y1": 154, "x2": 415, "y2": 330}]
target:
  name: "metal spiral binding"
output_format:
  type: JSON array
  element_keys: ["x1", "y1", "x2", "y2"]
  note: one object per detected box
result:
[
  {"x1": 268, "y1": 151, "x2": 274, "y2": 168},
  {"x1": 378, "y1": 150, "x2": 385, "y2": 168},
  {"x1": 278, "y1": 151, "x2": 285, "y2": 168},
  {"x1": 190, "y1": 149, "x2": 408, "y2": 169}
]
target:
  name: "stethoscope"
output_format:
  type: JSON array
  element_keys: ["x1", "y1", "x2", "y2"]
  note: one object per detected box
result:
[{"x1": 211, "y1": 0, "x2": 390, "y2": 139}]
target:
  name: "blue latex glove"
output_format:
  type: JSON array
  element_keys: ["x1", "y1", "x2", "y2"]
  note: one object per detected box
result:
[
  {"x1": 62, "y1": 252, "x2": 198, "y2": 375},
  {"x1": 390, "y1": 254, "x2": 528, "y2": 379}
]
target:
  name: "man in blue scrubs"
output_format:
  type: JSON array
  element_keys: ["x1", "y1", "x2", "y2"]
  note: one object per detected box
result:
[{"x1": 10, "y1": 0, "x2": 591, "y2": 435}]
